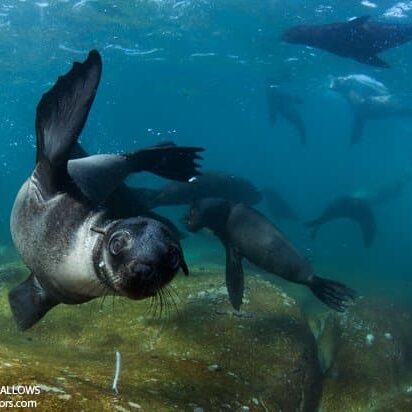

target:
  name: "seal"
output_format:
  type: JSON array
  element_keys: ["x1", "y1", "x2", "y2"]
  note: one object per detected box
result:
[
  {"x1": 306, "y1": 196, "x2": 376, "y2": 247},
  {"x1": 69, "y1": 143, "x2": 184, "y2": 238},
  {"x1": 145, "y1": 171, "x2": 262, "y2": 208},
  {"x1": 282, "y1": 15, "x2": 412, "y2": 68},
  {"x1": 267, "y1": 81, "x2": 306, "y2": 144},
  {"x1": 185, "y1": 198, "x2": 355, "y2": 311},
  {"x1": 330, "y1": 74, "x2": 412, "y2": 144},
  {"x1": 262, "y1": 187, "x2": 299, "y2": 220},
  {"x1": 9, "y1": 50, "x2": 203, "y2": 330}
]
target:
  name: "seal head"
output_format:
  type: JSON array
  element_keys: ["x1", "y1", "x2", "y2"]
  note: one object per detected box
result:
[{"x1": 96, "y1": 217, "x2": 189, "y2": 300}]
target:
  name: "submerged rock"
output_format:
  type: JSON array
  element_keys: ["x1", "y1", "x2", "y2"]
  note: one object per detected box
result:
[
  {"x1": 317, "y1": 297, "x2": 412, "y2": 411},
  {"x1": 0, "y1": 265, "x2": 321, "y2": 411}
]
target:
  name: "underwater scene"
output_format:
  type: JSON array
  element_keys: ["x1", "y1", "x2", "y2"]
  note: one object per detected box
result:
[{"x1": 2, "y1": 0, "x2": 412, "y2": 411}]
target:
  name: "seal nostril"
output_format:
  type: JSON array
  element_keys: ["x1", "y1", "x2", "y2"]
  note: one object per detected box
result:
[{"x1": 132, "y1": 263, "x2": 153, "y2": 280}]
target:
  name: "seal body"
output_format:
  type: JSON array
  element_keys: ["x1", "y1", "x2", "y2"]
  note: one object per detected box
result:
[
  {"x1": 186, "y1": 198, "x2": 355, "y2": 311},
  {"x1": 267, "y1": 82, "x2": 306, "y2": 144},
  {"x1": 9, "y1": 50, "x2": 201, "y2": 330},
  {"x1": 282, "y1": 16, "x2": 412, "y2": 67},
  {"x1": 11, "y1": 177, "x2": 107, "y2": 303},
  {"x1": 330, "y1": 74, "x2": 412, "y2": 144}
]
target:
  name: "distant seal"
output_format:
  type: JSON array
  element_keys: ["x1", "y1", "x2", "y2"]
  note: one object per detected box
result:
[
  {"x1": 282, "y1": 15, "x2": 412, "y2": 67},
  {"x1": 330, "y1": 74, "x2": 412, "y2": 144},
  {"x1": 185, "y1": 198, "x2": 355, "y2": 311},
  {"x1": 306, "y1": 196, "x2": 376, "y2": 247},
  {"x1": 267, "y1": 81, "x2": 307, "y2": 144},
  {"x1": 146, "y1": 171, "x2": 262, "y2": 208},
  {"x1": 9, "y1": 50, "x2": 203, "y2": 330},
  {"x1": 261, "y1": 187, "x2": 299, "y2": 220}
]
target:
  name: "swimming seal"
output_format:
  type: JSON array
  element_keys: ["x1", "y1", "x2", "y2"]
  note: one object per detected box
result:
[
  {"x1": 185, "y1": 198, "x2": 355, "y2": 312},
  {"x1": 146, "y1": 171, "x2": 262, "y2": 208},
  {"x1": 9, "y1": 50, "x2": 203, "y2": 330},
  {"x1": 267, "y1": 81, "x2": 306, "y2": 144},
  {"x1": 282, "y1": 16, "x2": 412, "y2": 68},
  {"x1": 306, "y1": 196, "x2": 376, "y2": 247},
  {"x1": 330, "y1": 74, "x2": 412, "y2": 144}
]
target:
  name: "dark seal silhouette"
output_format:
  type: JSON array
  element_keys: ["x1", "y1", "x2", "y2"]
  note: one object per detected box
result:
[
  {"x1": 146, "y1": 171, "x2": 262, "y2": 208},
  {"x1": 185, "y1": 198, "x2": 355, "y2": 312},
  {"x1": 9, "y1": 50, "x2": 203, "y2": 330},
  {"x1": 306, "y1": 196, "x2": 376, "y2": 247},
  {"x1": 282, "y1": 16, "x2": 412, "y2": 68},
  {"x1": 267, "y1": 82, "x2": 307, "y2": 144}
]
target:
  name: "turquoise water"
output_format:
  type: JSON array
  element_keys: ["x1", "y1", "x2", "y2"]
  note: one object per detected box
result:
[
  {"x1": 1, "y1": 1, "x2": 412, "y2": 410},
  {"x1": 2, "y1": 1, "x2": 411, "y2": 304}
]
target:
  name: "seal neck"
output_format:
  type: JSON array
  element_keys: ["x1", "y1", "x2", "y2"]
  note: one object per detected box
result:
[{"x1": 92, "y1": 220, "x2": 118, "y2": 292}]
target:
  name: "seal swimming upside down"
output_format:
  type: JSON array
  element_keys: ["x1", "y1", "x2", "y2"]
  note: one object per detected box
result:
[
  {"x1": 9, "y1": 50, "x2": 204, "y2": 330},
  {"x1": 185, "y1": 198, "x2": 355, "y2": 312}
]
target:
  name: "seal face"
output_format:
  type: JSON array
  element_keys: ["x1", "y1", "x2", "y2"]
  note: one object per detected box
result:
[
  {"x1": 9, "y1": 50, "x2": 201, "y2": 330},
  {"x1": 95, "y1": 217, "x2": 188, "y2": 300}
]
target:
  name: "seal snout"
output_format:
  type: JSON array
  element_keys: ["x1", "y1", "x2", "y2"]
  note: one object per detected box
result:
[{"x1": 129, "y1": 261, "x2": 154, "y2": 281}]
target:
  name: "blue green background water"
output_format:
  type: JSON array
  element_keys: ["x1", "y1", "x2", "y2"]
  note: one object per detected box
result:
[{"x1": 1, "y1": 0, "x2": 412, "y2": 308}]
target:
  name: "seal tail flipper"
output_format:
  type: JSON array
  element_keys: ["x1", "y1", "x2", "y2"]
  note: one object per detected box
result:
[
  {"x1": 225, "y1": 245, "x2": 244, "y2": 311},
  {"x1": 309, "y1": 276, "x2": 356, "y2": 312},
  {"x1": 305, "y1": 219, "x2": 320, "y2": 240},
  {"x1": 8, "y1": 274, "x2": 59, "y2": 331},
  {"x1": 35, "y1": 50, "x2": 102, "y2": 196},
  {"x1": 351, "y1": 114, "x2": 366, "y2": 145}
]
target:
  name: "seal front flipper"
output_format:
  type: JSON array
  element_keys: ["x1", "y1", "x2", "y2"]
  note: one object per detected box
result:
[
  {"x1": 68, "y1": 145, "x2": 204, "y2": 204},
  {"x1": 309, "y1": 276, "x2": 356, "y2": 312},
  {"x1": 127, "y1": 144, "x2": 204, "y2": 182},
  {"x1": 351, "y1": 114, "x2": 366, "y2": 145},
  {"x1": 8, "y1": 274, "x2": 59, "y2": 331},
  {"x1": 225, "y1": 245, "x2": 244, "y2": 310},
  {"x1": 35, "y1": 49, "x2": 102, "y2": 197}
]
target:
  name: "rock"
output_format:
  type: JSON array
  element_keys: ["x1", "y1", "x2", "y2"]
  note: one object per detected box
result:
[
  {"x1": 317, "y1": 297, "x2": 412, "y2": 411},
  {"x1": 0, "y1": 265, "x2": 321, "y2": 411}
]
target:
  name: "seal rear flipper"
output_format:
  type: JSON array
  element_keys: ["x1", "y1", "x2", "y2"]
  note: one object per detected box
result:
[
  {"x1": 305, "y1": 219, "x2": 320, "y2": 240},
  {"x1": 350, "y1": 114, "x2": 366, "y2": 145},
  {"x1": 35, "y1": 50, "x2": 102, "y2": 196},
  {"x1": 309, "y1": 276, "x2": 356, "y2": 312},
  {"x1": 8, "y1": 274, "x2": 59, "y2": 331},
  {"x1": 68, "y1": 144, "x2": 203, "y2": 204},
  {"x1": 225, "y1": 245, "x2": 244, "y2": 311}
]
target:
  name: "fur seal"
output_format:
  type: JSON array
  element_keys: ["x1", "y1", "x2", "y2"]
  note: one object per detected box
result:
[
  {"x1": 330, "y1": 74, "x2": 412, "y2": 144},
  {"x1": 282, "y1": 16, "x2": 412, "y2": 68},
  {"x1": 185, "y1": 198, "x2": 355, "y2": 311},
  {"x1": 9, "y1": 50, "x2": 203, "y2": 330},
  {"x1": 267, "y1": 82, "x2": 306, "y2": 144},
  {"x1": 262, "y1": 187, "x2": 299, "y2": 220},
  {"x1": 306, "y1": 196, "x2": 376, "y2": 247},
  {"x1": 146, "y1": 171, "x2": 262, "y2": 208}
]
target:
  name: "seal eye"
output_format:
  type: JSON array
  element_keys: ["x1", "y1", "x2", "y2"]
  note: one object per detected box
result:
[{"x1": 109, "y1": 231, "x2": 131, "y2": 256}]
